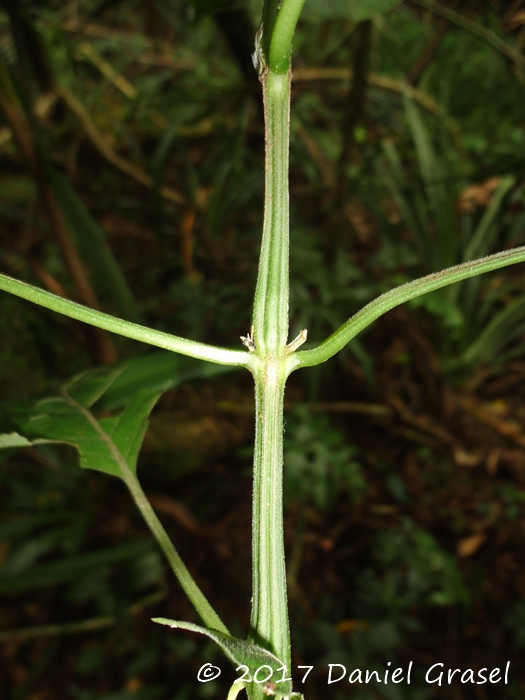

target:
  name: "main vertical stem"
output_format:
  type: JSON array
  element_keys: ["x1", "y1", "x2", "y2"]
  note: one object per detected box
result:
[
  {"x1": 250, "y1": 360, "x2": 290, "y2": 666},
  {"x1": 252, "y1": 69, "x2": 291, "y2": 356},
  {"x1": 249, "y1": 66, "x2": 293, "y2": 689}
]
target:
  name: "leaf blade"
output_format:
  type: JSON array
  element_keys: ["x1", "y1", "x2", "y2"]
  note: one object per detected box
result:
[
  {"x1": 111, "y1": 387, "x2": 164, "y2": 474},
  {"x1": 63, "y1": 366, "x2": 125, "y2": 408}
]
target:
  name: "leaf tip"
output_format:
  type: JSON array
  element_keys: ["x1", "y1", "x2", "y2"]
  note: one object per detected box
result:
[{"x1": 151, "y1": 617, "x2": 179, "y2": 629}]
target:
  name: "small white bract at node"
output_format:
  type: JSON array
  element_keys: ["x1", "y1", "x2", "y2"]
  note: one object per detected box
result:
[{"x1": 241, "y1": 326, "x2": 256, "y2": 352}]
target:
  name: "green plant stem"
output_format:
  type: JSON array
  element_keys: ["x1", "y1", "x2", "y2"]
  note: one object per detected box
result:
[
  {"x1": 123, "y1": 467, "x2": 229, "y2": 635},
  {"x1": 268, "y1": 0, "x2": 307, "y2": 73},
  {"x1": 288, "y1": 246, "x2": 525, "y2": 371},
  {"x1": 248, "y1": 62, "x2": 294, "y2": 697},
  {"x1": 227, "y1": 682, "x2": 246, "y2": 700},
  {"x1": 252, "y1": 70, "x2": 291, "y2": 354},
  {"x1": 73, "y1": 395, "x2": 229, "y2": 635},
  {"x1": 0, "y1": 273, "x2": 250, "y2": 368},
  {"x1": 250, "y1": 358, "x2": 290, "y2": 667}
]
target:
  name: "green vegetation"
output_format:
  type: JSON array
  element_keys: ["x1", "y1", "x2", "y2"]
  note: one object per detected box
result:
[{"x1": 1, "y1": 1, "x2": 525, "y2": 699}]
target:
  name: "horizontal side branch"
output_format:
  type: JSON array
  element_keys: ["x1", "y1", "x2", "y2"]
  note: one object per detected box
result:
[{"x1": 0, "y1": 273, "x2": 251, "y2": 368}]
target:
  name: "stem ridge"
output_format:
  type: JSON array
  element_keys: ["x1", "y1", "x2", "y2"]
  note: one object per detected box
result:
[{"x1": 252, "y1": 70, "x2": 292, "y2": 357}]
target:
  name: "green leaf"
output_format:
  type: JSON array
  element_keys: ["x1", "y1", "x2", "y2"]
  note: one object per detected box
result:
[
  {"x1": 1, "y1": 367, "x2": 162, "y2": 478},
  {"x1": 111, "y1": 387, "x2": 165, "y2": 474},
  {"x1": 0, "y1": 511, "x2": 79, "y2": 541},
  {"x1": 0, "y1": 540, "x2": 153, "y2": 594},
  {"x1": 46, "y1": 166, "x2": 142, "y2": 324},
  {"x1": 96, "y1": 351, "x2": 235, "y2": 410},
  {"x1": 0, "y1": 372, "x2": 227, "y2": 634},
  {"x1": 5, "y1": 394, "x2": 124, "y2": 477},
  {"x1": 382, "y1": 139, "x2": 433, "y2": 267},
  {"x1": 302, "y1": 0, "x2": 402, "y2": 22},
  {"x1": 403, "y1": 95, "x2": 457, "y2": 268},
  {"x1": 0, "y1": 431, "x2": 32, "y2": 464},
  {"x1": 153, "y1": 619, "x2": 294, "y2": 696},
  {"x1": 0, "y1": 432, "x2": 31, "y2": 449},
  {"x1": 461, "y1": 295, "x2": 525, "y2": 368},
  {"x1": 63, "y1": 366, "x2": 126, "y2": 408},
  {"x1": 464, "y1": 176, "x2": 515, "y2": 262},
  {"x1": 0, "y1": 351, "x2": 232, "y2": 473}
]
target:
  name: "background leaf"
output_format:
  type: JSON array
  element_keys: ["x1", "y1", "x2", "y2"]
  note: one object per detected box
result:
[
  {"x1": 46, "y1": 166, "x2": 142, "y2": 324},
  {"x1": 96, "y1": 352, "x2": 236, "y2": 410},
  {"x1": 302, "y1": 0, "x2": 402, "y2": 22},
  {"x1": 0, "y1": 540, "x2": 153, "y2": 594}
]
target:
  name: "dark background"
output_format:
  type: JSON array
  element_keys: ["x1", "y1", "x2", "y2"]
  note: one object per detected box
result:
[{"x1": 1, "y1": 0, "x2": 525, "y2": 698}]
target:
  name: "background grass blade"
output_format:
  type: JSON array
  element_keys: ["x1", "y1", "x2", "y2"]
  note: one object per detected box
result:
[{"x1": 46, "y1": 166, "x2": 142, "y2": 323}]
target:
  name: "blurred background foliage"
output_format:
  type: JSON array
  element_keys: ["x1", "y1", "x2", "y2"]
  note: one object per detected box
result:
[{"x1": 1, "y1": 0, "x2": 525, "y2": 698}]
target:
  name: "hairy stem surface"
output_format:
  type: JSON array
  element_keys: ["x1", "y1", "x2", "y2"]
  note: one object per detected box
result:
[
  {"x1": 251, "y1": 70, "x2": 291, "y2": 355},
  {"x1": 248, "y1": 57, "x2": 294, "y2": 700},
  {"x1": 250, "y1": 359, "x2": 290, "y2": 666}
]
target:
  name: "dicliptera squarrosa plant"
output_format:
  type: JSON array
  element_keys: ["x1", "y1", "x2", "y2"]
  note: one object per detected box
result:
[{"x1": 1, "y1": 1, "x2": 525, "y2": 698}]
